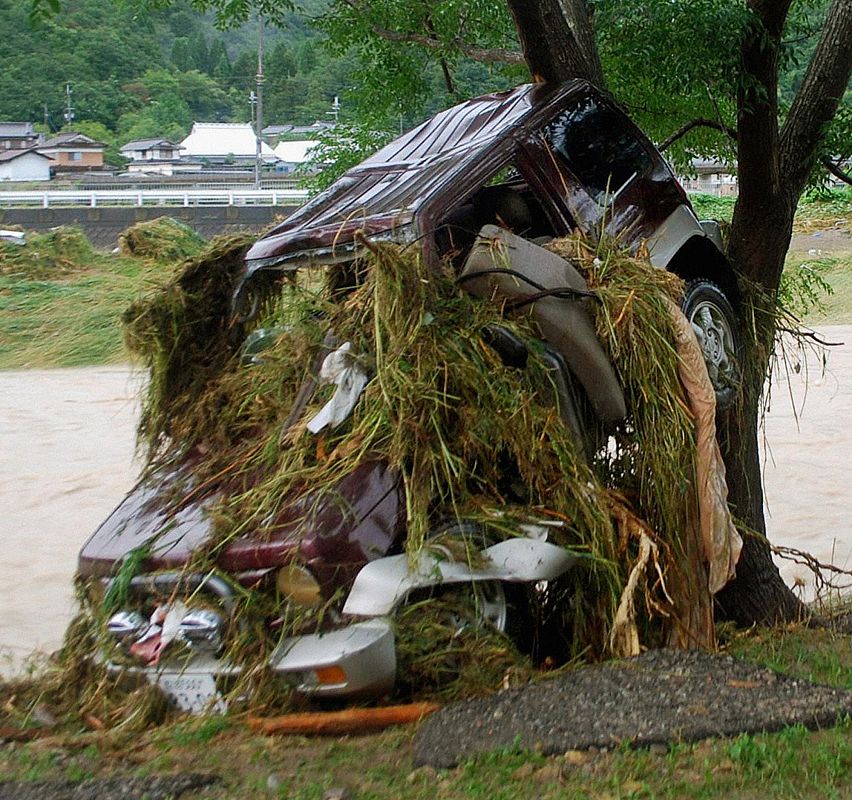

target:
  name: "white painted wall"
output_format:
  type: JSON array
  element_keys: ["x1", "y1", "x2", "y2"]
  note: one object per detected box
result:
[{"x1": 0, "y1": 152, "x2": 51, "y2": 182}]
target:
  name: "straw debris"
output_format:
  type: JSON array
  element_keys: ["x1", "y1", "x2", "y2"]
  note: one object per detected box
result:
[
  {"x1": 46, "y1": 231, "x2": 722, "y2": 718},
  {"x1": 118, "y1": 216, "x2": 206, "y2": 262},
  {"x1": 0, "y1": 226, "x2": 95, "y2": 278}
]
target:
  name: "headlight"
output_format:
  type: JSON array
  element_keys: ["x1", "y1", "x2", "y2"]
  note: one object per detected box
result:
[
  {"x1": 106, "y1": 610, "x2": 147, "y2": 643},
  {"x1": 276, "y1": 564, "x2": 323, "y2": 608},
  {"x1": 178, "y1": 608, "x2": 225, "y2": 652}
]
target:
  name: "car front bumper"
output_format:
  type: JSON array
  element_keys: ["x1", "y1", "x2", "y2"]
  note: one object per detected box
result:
[{"x1": 111, "y1": 617, "x2": 397, "y2": 711}]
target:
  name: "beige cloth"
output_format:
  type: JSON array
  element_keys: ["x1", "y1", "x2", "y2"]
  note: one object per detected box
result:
[{"x1": 667, "y1": 299, "x2": 742, "y2": 593}]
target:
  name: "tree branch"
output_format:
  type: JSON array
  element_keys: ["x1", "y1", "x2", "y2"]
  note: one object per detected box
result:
[
  {"x1": 780, "y1": 0, "x2": 852, "y2": 197},
  {"x1": 659, "y1": 118, "x2": 737, "y2": 151},
  {"x1": 822, "y1": 155, "x2": 852, "y2": 186},
  {"x1": 339, "y1": 1, "x2": 524, "y2": 65}
]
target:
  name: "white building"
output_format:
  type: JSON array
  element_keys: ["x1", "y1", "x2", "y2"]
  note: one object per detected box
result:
[
  {"x1": 180, "y1": 123, "x2": 278, "y2": 166},
  {"x1": 679, "y1": 159, "x2": 739, "y2": 197},
  {"x1": 0, "y1": 149, "x2": 53, "y2": 182},
  {"x1": 272, "y1": 140, "x2": 318, "y2": 174},
  {"x1": 120, "y1": 138, "x2": 194, "y2": 176}
]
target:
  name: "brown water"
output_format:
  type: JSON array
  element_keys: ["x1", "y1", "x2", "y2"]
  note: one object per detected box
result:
[
  {"x1": 1, "y1": 332, "x2": 850, "y2": 673},
  {"x1": 0, "y1": 367, "x2": 142, "y2": 673}
]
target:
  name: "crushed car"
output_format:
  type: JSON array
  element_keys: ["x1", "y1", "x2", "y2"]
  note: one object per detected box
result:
[{"x1": 77, "y1": 80, "x2": 741, "y2": 712}]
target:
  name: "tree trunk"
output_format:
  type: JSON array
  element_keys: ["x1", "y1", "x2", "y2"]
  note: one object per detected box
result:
[
  {"x1": 503, "y1": 0, "x2": 852, "y2": 626},
  {"x1": 716, "y1": 0, "x2": 852, "y2": 624},
  {"x1": 505, "y1": 0, "x2": 605, "y2": 86}
]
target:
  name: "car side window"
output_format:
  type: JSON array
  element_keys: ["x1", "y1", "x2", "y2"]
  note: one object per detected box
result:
[{"x1": 545, "y1": 96, "x2": 653, "y2": 204}]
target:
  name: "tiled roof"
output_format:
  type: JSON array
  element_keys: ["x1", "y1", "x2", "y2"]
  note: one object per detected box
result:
[
  {"x1": 272, "y1": 140, "x2": 318, "y2": 163},
  {"x1": 180, "y1": 123, "x2": 277, "y2": 158},
  {"x1": 0, "y1": 148, "x2": 52, "y2": 162},
  {"x1": 40, "y1": 132, "x2": 105, "y2": 149},
  {"x1": 0, "y1": 122, "x2": 36, "y2": 137},
  {"x1": 120, "y1": 138, "x2": 183, "y2": 152}
]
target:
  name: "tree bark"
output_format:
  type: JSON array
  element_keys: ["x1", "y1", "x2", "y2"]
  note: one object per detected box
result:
[
  {"x1": 717, "y1": 0, "x2": 852, "y2": 624},
  {"x1": 505, "y1": 0, "x2": 605, "y2": 86}
]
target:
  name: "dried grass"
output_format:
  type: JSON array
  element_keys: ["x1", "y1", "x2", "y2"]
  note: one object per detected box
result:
[
  {"x1": 39, "y1": 233, "x2": 716, "y2": 721},
  {"x1": 118, "y1": 217, "x2": 206, "y2": 262}
]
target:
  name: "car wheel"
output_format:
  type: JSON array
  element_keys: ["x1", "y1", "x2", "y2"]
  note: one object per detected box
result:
[
  {"x1": 681, "y1": 280, "x2": 740, "y2": 410},
  {"x1": 423, "y1": 521, "x2": 534, "y2": 649}
]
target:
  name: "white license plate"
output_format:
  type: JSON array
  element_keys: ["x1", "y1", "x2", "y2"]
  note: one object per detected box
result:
[{"x1": 149, "y1": 671, "x2": 227, "y2": 714}]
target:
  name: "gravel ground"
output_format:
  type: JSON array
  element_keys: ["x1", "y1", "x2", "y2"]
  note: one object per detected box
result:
[
  {"x1": 0, "y1": 774, "x2": 218, "y2": 800},
  {"x1": 414, "y1": 648, "x2": 852, "y2": 768}
]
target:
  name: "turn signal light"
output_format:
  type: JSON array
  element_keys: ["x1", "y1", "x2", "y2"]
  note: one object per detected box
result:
[{"x1": 314, "y1": 665, "x2": 346, "y2": 686}]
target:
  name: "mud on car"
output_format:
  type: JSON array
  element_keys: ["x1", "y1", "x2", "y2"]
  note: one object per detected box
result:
[{"x1": 78, "y1": 80, "x2": 740, "y2": 712}]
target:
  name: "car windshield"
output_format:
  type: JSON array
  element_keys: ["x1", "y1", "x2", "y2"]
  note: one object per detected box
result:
[{"x1": 545, "y1": 96, "x2": 653, "y2": 203}]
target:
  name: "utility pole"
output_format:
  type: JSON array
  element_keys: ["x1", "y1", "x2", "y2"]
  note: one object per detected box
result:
[
  {"x1": 63, "y1": 83, "x2": 74, "y2": 127},
  {"x1": 327, "y1": 96, "x2": 341, "y2": 124},
  {"x1": 254, "y1": 15, "x2": 265, "y2": 188}
]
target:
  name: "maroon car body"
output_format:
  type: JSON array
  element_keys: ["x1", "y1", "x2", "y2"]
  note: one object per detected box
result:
[{"x1": 78, "y1": 80, "x2": 738, "y2": 708}]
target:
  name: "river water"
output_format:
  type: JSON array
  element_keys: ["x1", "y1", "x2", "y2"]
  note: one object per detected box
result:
[{"x1": 1, "y1": 332, "x2": 850, "y2": 673}]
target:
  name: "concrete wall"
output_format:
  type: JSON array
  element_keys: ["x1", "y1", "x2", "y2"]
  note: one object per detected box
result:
[{"x1": 0, "y1": 204, "x2": 293, "y2": 248}]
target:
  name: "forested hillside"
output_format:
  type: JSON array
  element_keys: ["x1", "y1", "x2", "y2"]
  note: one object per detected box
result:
[
  {"x1": 0, "y1": 0, "x2": 514, "y2": 166},
  {"x1": 0, "y1": 0, "x2": 360, "y2": 161}
]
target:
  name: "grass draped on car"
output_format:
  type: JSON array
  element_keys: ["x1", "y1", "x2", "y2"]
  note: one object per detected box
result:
[{"x1": 78, "y1": 231, "x2": 708, "y2": 708}]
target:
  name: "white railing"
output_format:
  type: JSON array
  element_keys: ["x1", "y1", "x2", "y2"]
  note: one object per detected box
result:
[{"x1": 0, "y1": 188, "x2": 309, "y2": 209}]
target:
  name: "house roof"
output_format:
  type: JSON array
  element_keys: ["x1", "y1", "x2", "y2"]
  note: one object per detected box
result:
[
  {"x1": 0, "y1": 122, "x2": 36, "y2": 138},
  {"x1": 0, "y1": 148, "x2": 53, "y2": 163},
  {"x1": 40, "y1": 132, "x2": 105, "y2": 149},
  {"x1": 120, "y1": 138, "x2": 183, "y2": 152},
  {"x1": 272, "y1": 140, "x2": 317, "y2": 163},
  {"x1": 181, "y1": 123, "x2": 277, "y2": 159},
  {"x1": 263, "y1": 121, "x2": 333, "y2": 137}
]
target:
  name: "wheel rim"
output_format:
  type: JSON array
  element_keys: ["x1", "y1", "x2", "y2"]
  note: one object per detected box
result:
[
  {"x1": 445, "y1": 581, "x2": 508, "y2": 635},
  {"x1": 689, "y1": 300, "x2": 735, "y2": 389},
  {"x1": 476, "y1": 581, "x2": 508, "y2": 633}
]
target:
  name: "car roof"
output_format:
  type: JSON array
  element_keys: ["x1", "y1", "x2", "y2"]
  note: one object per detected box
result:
[{"x1": 245, "y1": 80, "x2": 590, "y2": 265}]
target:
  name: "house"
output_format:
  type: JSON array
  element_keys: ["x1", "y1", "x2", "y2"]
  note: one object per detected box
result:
[
  {"x1": 0, "y1": 149, "x2": 53, "y2": 182},
  {"x1": 272, "y1": 139, "x2": 317, "y2": 174},
  {"x1": 0, "y1": 122, "x2": 41, "y2": 151},
  {"x1": 262, "y1": 121, "x2": 333, "y2": 147},
  {"x1": 121, "y1": 138, "x2": 184, "y2": 162},
  {"x1": 678, "y1": 159, "x2": 739, "y2": 197},
  {"x1": 179, "y1": 123, "x2": 278, "y2": 168},
  {"x1": 119, "y1": 138, "x2": 195, "y2": 176},
  {"x1": 38, "y1": 132, "x2": 106, "y2": 172}
]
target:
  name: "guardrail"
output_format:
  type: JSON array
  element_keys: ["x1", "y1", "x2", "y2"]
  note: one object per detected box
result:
[{"x1": 0, "y1": 188, "x2": 309, "y2": 209}]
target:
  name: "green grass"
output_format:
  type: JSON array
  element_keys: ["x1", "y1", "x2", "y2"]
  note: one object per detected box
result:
[
  {"x1": 0, "y1": 253, "x2": 160, "y2": 369},
  {"x1": 0, "y1": 625, "x2": 849, "y2": 798},
  {"x1": 691, "y1": 187, "x2": 852, "y2": 230},
  {"x1": 784, "y1": 251, "x2": 852, "y2": 325}
]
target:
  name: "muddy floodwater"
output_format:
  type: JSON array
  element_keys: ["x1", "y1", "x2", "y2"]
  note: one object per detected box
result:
[{"x1": 1, "y1": 331, "x2": 850, "y2": 674}]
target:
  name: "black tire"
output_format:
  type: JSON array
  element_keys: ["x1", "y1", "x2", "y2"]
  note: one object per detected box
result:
[{"x1": 681, "y1": 280, "x2": 740, "y2": 410}]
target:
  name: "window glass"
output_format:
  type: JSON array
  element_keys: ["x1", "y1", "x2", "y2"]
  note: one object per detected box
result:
[{"x1": 545, "y1": 96, "x2": 652, "y2": 203}]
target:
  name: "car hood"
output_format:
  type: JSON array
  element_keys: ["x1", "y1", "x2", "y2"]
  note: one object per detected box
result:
[{"x1": 78, "y1": 459, "x2": 403, "y2": 587}]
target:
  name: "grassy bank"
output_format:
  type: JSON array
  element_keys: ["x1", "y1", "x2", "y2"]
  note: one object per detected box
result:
[
  {"x1": 690, "y1": 186, "x2": 852, "y2": 232},
  {"x1": 0, "y1": 623, "x2": 848, "y2": 799},
  {"x1": 0, "y1": 254, "x2": 160, "y2": 370},
  {"x1": 0, "y1": 220, "x2": 204, "y2": 370},
  {"x1": 2, "y1": 195, "x2": 850, "y2": 372}
]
